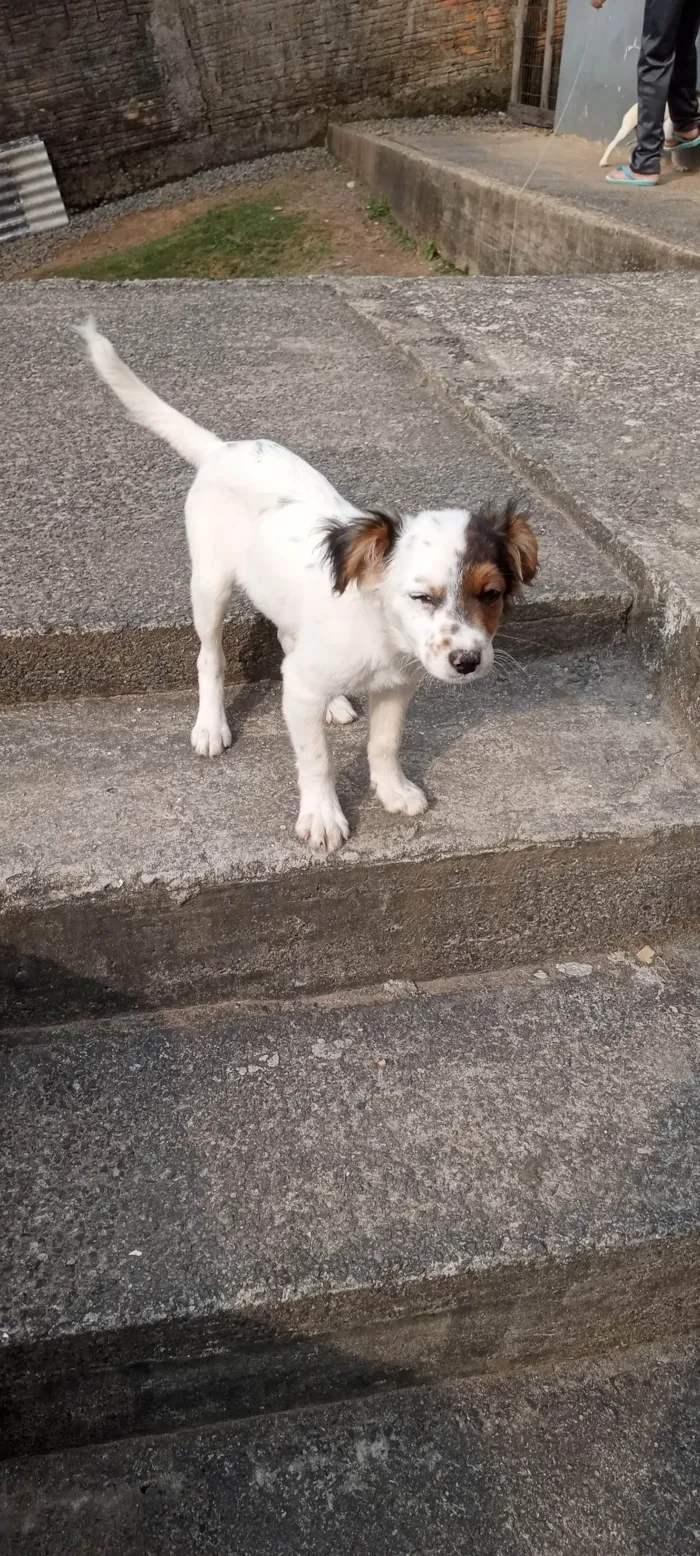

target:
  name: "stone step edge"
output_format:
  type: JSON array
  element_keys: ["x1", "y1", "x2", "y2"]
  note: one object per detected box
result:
[
  {"x1": 3, "y1": 1337, "x2": 699, "y2": 1552},
  {"x1": 0, "y1": 590, "x2": 628, "y2": 707},
  {"x1": 4, "y1": 824, "x2": 700, "y2": 1025},
  {"x1": 0, "y1": 615, "x2": 280, "y2": 707},
  {"x1": 4, "y1": 1232, "x2": 699, "y2": 1460}
]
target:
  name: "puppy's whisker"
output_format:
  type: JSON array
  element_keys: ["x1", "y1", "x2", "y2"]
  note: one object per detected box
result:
[
  {"x1": 498, "y1": 627, "x2": 531, "y2": 640},
  {"x1": 494, "y1": 660, "x2": 523, "y2": 678}
]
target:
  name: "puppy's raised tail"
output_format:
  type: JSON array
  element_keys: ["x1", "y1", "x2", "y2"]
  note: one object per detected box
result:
[{"x1": 76, "y1": 316, "x2": 223, "y2": 467}]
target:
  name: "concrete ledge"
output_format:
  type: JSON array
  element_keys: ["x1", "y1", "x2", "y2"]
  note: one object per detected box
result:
[
  {"x1": 3, "y1": 1343, "x2": 699, "y2": 1552},
  {"x1": 3, "y1": 948, "x2": 700, "y2": 1454},
  {"x1": 3, "y1": 654, "x2": 700, "y2": 1024},
  {"x1": 0, "y1": 585, "x2": 629, "y2": 706},
  {"x1": 0, "y1": 613, "x2": 281, "y2": 705},
  {"x1": 329, "y1": 124, "x2": 700, "y2": 276}
]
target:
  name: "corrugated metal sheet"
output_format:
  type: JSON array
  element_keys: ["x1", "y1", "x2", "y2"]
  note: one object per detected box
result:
[{"x1": 0, "y1": 137, "x2": 68, "y2": 245}]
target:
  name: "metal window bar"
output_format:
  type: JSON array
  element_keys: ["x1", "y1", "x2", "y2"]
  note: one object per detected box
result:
[{"x1": 510, "y1": 0, "x2": 567, "y2": 128}]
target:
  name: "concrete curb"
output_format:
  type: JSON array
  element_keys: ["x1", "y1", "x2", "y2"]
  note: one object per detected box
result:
[{"x1": 329, "y1": 123, "x2": 700, "y2": 277}]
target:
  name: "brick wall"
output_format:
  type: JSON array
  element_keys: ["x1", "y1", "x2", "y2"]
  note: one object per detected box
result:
[{"x1": 0, "y1": 0, "x2": 517, "y2": 208}]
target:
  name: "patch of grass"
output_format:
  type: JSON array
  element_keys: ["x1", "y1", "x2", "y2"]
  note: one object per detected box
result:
[
  {"x1": 368, "y1": 197, "x2": 461, "y2": 271},
  {"x1": 49, "y1": 196, "x2": 332, "y2": 281},
  {"x1": 368, "y1": 195, "x2": 417, "y2": 252},
  {"x1": 425, "y1": 241, "x2": 459, "y2": 273}
]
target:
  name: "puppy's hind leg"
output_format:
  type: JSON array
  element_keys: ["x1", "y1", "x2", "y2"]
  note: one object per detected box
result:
[
  {"x1": 600, "y1": 104, "x2": 638, "y2": 165},
  {"x1": 191, "y1": 570, "x2": 234, "y2": 757},
  {"x1": 278, "y1": 631, "x2": 356, "y2": 727},
  {"x1": 326, "y1": 696, "x2": 357, "y2": 726}
]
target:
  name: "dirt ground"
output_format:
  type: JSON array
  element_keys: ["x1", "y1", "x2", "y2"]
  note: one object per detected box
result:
[{"x1": 27, "y1": 167, "x2": 439, "y2": 280}]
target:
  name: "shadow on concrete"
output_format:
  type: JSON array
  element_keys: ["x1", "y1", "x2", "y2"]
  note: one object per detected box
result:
[
  {"x1": 3, "y1": 969, "x2": 700, "y2": 1548},
  {"x1": 0, "y1": 943, "x2": 140, "y2": 1033},
  {"x1": 1, "y1": 1324, "x2": 509, "y2": 1554},
  {"x1": 3, "y1": 1309, "x2": 700, "y2": 1556}
]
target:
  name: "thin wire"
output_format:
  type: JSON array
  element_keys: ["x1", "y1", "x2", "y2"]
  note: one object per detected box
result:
[{"x1": 506, "y1": 31, "x2": 592, "y2": 276}]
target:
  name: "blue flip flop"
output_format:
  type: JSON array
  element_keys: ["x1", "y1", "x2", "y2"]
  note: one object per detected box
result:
[
  {"x1": 605, "y1": 164, "x2": 659, "y2": 185},
  {"x1": 664, "y1": 131, "x2": 700, "y2": 152}
]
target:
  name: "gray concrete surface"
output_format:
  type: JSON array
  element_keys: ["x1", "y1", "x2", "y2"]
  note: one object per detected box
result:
[
  {"x1": 3, "y1": 1342, "x2": 699, "y2": 1554},
  {"x1": 3, "y1": 948, "x2": 700, "y2": 1454},
  {"x1": 330, "y1": 123, "x2": 700, "y2": 276},
  {"x1": 3, "y1": 652, "x2": 700, "y2": 1021},
  {"x1": 0, "y1": 280, "x2": 629, "y2": 701},
  {"x1": 340, "y1": 272, "x2": 700, "y2": 736}
]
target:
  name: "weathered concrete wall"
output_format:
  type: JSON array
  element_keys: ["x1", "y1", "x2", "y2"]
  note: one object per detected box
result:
[
  {"x1": 555, "y1": 0, "x2": 700, "y2": 145},
  {"x1": 330, "y1": 124, "x2": 700, "y2": 276},
  {"x1": 0, "y1": 0, "x2": 517, "y2": 209}
]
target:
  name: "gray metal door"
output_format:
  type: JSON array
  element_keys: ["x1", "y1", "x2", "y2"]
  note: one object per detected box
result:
[{"x1": 555, "y1": 0, "x2": 700, "y2": 144}]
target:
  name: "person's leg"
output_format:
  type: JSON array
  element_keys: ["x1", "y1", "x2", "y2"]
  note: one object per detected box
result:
[
  {"x1": 631, "y1": 0, "x2": 688, "y2": 173},
  {"x1": 668, "y1": 0, "x2": 700, "y2": 135}
]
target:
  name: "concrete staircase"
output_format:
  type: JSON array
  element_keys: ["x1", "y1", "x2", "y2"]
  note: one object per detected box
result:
[{"x1": 2, "y1": 279, "x2": 699, "y2": 1552}]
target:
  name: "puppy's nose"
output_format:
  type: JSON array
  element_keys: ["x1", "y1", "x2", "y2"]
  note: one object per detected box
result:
[{"x1": 449, "y1": 648, "x2": 481, "y2": 675}]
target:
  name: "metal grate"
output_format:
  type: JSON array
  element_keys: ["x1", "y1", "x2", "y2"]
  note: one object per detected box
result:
[
  {"x1": 0, "y1": 137, "x2": 68, "y2": 246},
  {"x1": 510, "y1": 0, "x2": 567, "y2": 128}
]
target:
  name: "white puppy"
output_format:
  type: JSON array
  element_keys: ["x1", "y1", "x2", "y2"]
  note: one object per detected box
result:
[
  {"x1": 600, "y1": 103, "x2": 677, "y2": 165},
  {"x1": 78, "y1": 319, "x2": 538, "y2": 852}
]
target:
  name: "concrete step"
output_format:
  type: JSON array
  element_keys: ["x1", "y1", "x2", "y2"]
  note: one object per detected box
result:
[
  {"x1": 336, "y1": 270, "x2": 700, "y2": 741},
  {"x1": 3, "y1": 945, "x2": 700, "y2": 1457},
  {"x1": 1, "y1": 280, "x2": 629, "y2": 703},
  {"x1": 3, "y1": 1341, "x2": 699, "y2": 1555},
  {"x1": 3, "y1": 650, "x2": 700, "y2": 1025},
  {"x1": 329, "y1": 121, "x2": 700, "y2": 277}
]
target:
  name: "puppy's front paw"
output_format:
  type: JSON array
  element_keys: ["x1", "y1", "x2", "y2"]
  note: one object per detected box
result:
[
  {"x1": 296, "y1": 792, "x2": 350, "y2": 853},
  {"x1": 191, "y1": 717, "x2": 232, "y2": 758},
  {"x1": 326, "y1": 695, "x2": 358, "y2": 727},
  {"x1": 373, "y1": 773, "x2": 428, "y2": 816}
]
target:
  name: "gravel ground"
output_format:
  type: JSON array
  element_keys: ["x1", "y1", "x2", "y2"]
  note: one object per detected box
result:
[{"x1": 355, "y1": 110, "x2": 525, "y2": 136}]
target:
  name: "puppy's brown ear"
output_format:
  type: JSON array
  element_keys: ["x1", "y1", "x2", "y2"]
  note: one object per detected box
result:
[
  {"x1": 502, "y1": 503, "x2": 538, "y2": 586},
  {"x1": 322, "y1": 507, "x2": 402, "y2": 594}
]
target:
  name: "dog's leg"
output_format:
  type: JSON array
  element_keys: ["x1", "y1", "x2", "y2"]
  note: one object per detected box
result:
[
  {"x1": 368, "y1": 680, "x2": 427, "y2": 816},
  {"x1": 282, "y1": 656, "x2": 349, "y2": 852},
  {"x1": 278, "y1": 630, "x2": 356, "y2": 728},
  {"x1": 600, "y1": 104, "x2": 638, "y2": 166},
  {"x1": 326, "y1": 696, "x2": 358, "y2": 726},
  {"x1": 190, "y1": 573, "x2": 233, "y2": 757}
]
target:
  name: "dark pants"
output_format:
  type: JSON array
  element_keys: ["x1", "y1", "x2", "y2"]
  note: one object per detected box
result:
[{"x1": 631, "y1": 0, "x2": 700, "y2": 173}]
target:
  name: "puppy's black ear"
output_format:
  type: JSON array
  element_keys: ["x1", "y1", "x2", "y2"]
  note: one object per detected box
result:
[
  {"x1": 321, "y1": 507, "x2": 402, "y2": 594},
  {"x1": 473, "y1": 499, "x2": 538, "y2": 597}
]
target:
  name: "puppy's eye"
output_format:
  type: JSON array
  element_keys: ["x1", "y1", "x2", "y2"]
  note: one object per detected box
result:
[
  {"x1": 410, "y1": 593, "x2": 437, "y2": 607},
  {"x1": 480, "y1": 588, "x2": 502, "y2": 605}
]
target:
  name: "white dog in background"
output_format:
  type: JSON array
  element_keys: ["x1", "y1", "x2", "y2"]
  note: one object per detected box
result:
[
  {"x1": 600, "y1": 102, "x2": 684, "y2": 165},
  {"x1": 78, "y1": 320, "x2": 537, "y2": 853}
]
